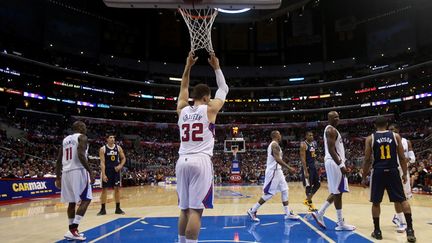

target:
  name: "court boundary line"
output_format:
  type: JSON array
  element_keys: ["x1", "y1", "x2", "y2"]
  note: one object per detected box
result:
[
  {"x1": 298, "y1": 215, "x2": 336, "y2": 243},
  {"x1": 316, "y1": 214, "x2": 373, "y2": 242},
  {"x1": 84, "y1": 214, "x2": 372, "y2": 243},
  {"x1": 88, "y1": 217, "x2": 144, "y2": 243}
]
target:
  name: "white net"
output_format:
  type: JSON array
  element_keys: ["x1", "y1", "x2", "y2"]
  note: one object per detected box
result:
[{"x1": 179, "y1": 8, "x2": 218, "y2": 53}]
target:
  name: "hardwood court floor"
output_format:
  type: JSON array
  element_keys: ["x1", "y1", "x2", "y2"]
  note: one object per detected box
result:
[{"x1": 0, "y1": 182, "x2": 431, "y2": 242}]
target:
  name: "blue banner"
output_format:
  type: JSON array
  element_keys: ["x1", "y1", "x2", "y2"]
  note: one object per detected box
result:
[
  {"x1": 231, "y1": 159, "x2": 240, "y2": 174},
  {"x1": 0, "y1": 178, "x2": 60, "y2": 201}
]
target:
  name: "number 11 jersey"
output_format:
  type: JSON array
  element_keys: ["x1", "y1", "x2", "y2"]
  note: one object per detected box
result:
[
  {"x1": 62, "y1": 133, "x2": 88, "y2": 172},
  {"x1": 178, "y1": 105, "x2": 215, "y2": 157}
]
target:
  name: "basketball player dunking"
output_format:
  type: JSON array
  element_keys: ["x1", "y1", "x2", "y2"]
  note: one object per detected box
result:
[
  {"x1": 97, "y1": 134, "x2": 126, "y2": 215},
  {"x1": 389, "y1": 123, "x2": 416, "y2": 233},
  {"x1": 247, "y1": 130, "x2": 300, "y2": 222},
  {"x1": 176, "y1": 51, "x2": 228, "y2": 243},
  {"x1": 311, "y1": 111, "x2": 356, "y2": 231},
  {"x1": 362, "y1": 116, "x2": 416, "y2": 242},
  {"x1": 300, "y1": 131, "x2": 321, "y2": 212},
  {"x1": 55, "y1": 121, "x2": 94, "y2": 241}
]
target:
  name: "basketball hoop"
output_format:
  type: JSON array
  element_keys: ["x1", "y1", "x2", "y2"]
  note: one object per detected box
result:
[{"x1": 178, "y1": 7, "x2": 218, "y2": 53}]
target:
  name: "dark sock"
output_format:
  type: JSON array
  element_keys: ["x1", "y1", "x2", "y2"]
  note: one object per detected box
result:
[
  {"x1": 116, "y1": 203, "x2": 120, "y2": 209},
  {"x1": 404, "y1": 213, "x2": 413, "y2": 229},
  {"x1": 101, "y1": 203, "x2": 106, "y2": 211},
  {"x1": 373, "y1": 217, "x2": 380, "y2": 231},
  {"x1": 70, "y1": 223, "x2": 78, "y2": 230}
]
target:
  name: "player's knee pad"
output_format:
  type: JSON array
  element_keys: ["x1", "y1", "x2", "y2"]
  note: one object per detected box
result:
[
  {"x1": 281, "y1": 190, "x2": 289, "y2": 202},
  {"x1": 262, "y1": 194, "x2": 273, "y2": 202}
]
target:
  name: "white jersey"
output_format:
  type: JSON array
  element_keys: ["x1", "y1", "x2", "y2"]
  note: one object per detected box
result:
[
  {"x1": 178, "y1": 105, "x2": 215, "y2": 157},
  {"x1": 266, "y1": 141, "x2": 282, "y2": 171},
  {"x1": 324, "y1": 125, "x2": 345, "y2": 162},
  {"x1": 62, "y1": 133, "x2": 88, "y2": 172}
]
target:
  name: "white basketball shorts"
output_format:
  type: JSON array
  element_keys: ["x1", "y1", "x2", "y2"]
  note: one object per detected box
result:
[
  {"x1": 61, "y1": 168, "x2": 92, "y2": 203},
  {"x1": 263, "y1": 169, "x2": 288, "y2": 195},
  {"x1": 324, "y1": 159, "x2": 349, "y2": 194},
  {"x1": 398, "y1": 167, "x2": 413, "y2": 199},
  {"x1": 176, "y1": 154, "x2": 213, "y2": 210}
]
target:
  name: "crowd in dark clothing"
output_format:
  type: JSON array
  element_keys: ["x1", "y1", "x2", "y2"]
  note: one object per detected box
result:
[{"x1": 1, "y1": 115, "x2": 431, "y2": 194}]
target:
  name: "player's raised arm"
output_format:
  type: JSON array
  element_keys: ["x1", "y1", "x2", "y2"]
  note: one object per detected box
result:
[
  {"x1": 207, "y1": 53, "x2": 229, "y2": 122},
  {"x1": 177, "y1": 51, "x2": 198, "y2": 115}
]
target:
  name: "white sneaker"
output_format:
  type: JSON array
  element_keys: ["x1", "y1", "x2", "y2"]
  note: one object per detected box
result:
[
  {"x1": 311, "y1": 212, "x2": 326, "y2": 229},
  {"x1": 396, "y1": 223, "x2": 407, "y2": 233},
  {"x1": 392, "y1": 214, "x2": 401, "y2": 227},
  {"x1": 64, "y1": 229, "x2": 86, "y2": 241},
  {"x1": 335, "y1": 219, "x2": 356, "y2": 231},
  {"x1": 284, "y1": 211, "x2": 300, "y2": 220},
  {"x1": 247, "y1": 208, "x2": 260, "y2": 222}
]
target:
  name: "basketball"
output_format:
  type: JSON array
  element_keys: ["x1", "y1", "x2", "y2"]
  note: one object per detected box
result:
[{"x1": 0, "y1": 0, "x2": 431, "y2": 243}]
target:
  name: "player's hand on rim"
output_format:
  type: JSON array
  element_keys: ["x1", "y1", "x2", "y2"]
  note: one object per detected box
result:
[
  {"x1": 208, "y1": 52, "x2": 220, "y2": 70},
  {"x1": 186, "y1": 50, "x2": 198, "y2": 67}
]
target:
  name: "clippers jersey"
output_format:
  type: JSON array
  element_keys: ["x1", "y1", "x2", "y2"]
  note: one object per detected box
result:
[
  {"x1": 266, "y1": 141, "x2": 282, "y2": 171},
  {"x1": 305, "y1": 141, "x2": 317, "y2": 168},
  {"x1": 178, "y1": 105, "x2": 215, "y2": 157},
  {"x1": 104, "y1": 145, "x2": 120, "y2": 168},
  {"x1": 372, "y1": 131, "x2": 399, "y2": 169},
  {"x1": 62, "y1": 133, "x2": 88, "y2": 172},
  {"x1": 324, "y1": 125, "x2": 345, "y2": 162}
]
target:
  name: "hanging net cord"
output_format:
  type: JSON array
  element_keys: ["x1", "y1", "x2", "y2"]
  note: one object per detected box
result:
[{"x1": 179, "y1": 8, "x2": 218, "y2": 53}]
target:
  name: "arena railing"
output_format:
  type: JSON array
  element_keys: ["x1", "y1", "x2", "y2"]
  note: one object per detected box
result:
[{"x1": 2, "y1": 51, "x2": 432, "y2": 91}]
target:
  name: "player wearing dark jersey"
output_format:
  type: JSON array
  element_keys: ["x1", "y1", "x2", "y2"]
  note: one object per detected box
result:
[
  {"x1": 362, "y1": 116, "x2": 416, "y2": 242},
  {"x1": 97, "y1": 134, "x2": 126, "y2": 215},
  {"x1": 300, "y1": 131, "x2": 320, "y2": 212}
]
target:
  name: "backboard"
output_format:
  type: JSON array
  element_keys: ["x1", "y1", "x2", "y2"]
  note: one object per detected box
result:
[{"x1": 102, "y1": 0, "x2": 282, "y2": 9}]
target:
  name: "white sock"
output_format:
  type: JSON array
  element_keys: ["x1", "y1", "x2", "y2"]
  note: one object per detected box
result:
[
  {"x1": 186, "y1": 239, "x2": 197, "y2": 243},
  {"x1": 318, "y1": 201, "x2": 331, "y2": 215},
  {"x1": 336, "y1": 209, "x2": 343, "y2": 223},
  {"x1": 251, "y1": 203, "x2": 261, "y2": 213},
  {"x1": 73, "y1": 215, "x2": 83, "y2": 225},
  {"x1": 178, "y1": 235, "x2": 186, "y2": 243},
  {"x1": 283, "y1": 206, "x2": 290, "y2": 215},
  {"x1": 397, "y1": 212, "x2": 406, "y2": 224},
  {"x1": 68, "y1": 218, "x2": 74, "y2": 225}
]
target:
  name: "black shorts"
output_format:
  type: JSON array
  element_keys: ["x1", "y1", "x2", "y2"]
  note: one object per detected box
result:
[
  {"x1": 302, "y1": 166, "x2": 320, "y2": 187},
  {"x1": 102, "y1": 167, "x2": 121, "y2": 188},
  {"x1": 370, "y1": 167, "x2": 406, "y2": 203}
]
